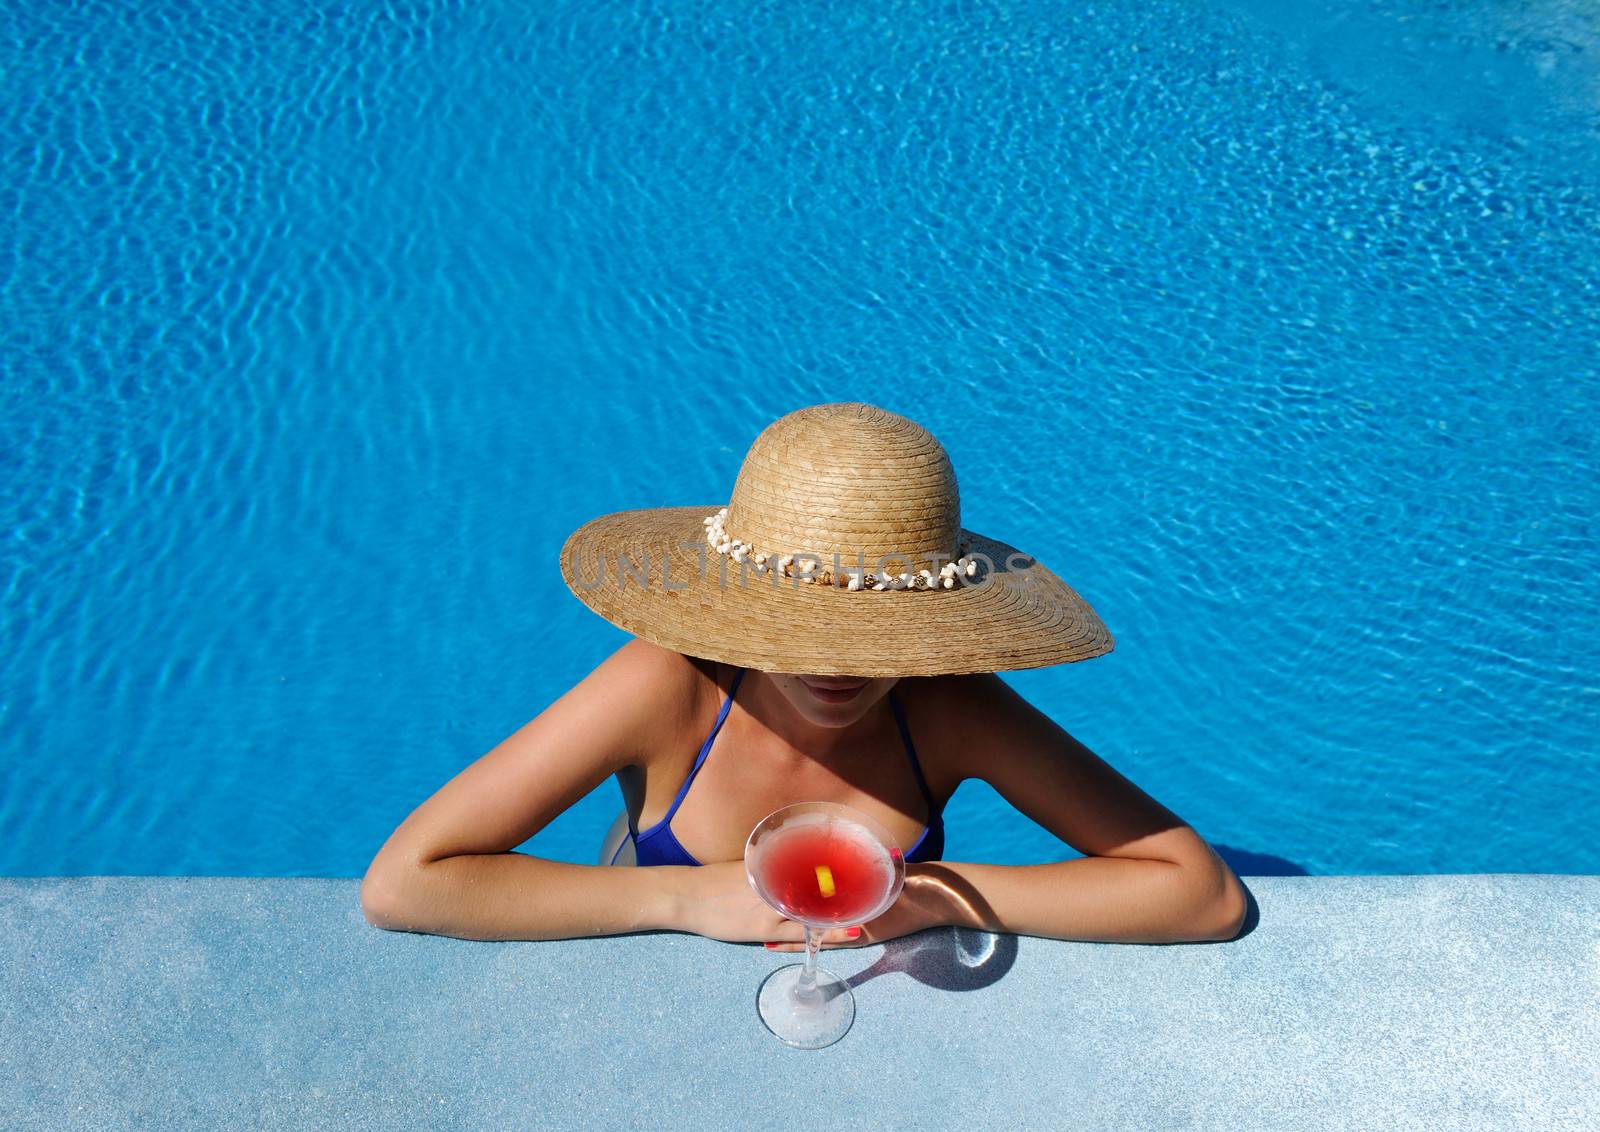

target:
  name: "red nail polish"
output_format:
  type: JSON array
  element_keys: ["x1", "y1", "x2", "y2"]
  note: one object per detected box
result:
[
  {"x1": 764, "y1": 942, "x2": 778, "y2": 949},
  {"x1": 847, "y1": 927, "x2": 862, "y2": 939}
]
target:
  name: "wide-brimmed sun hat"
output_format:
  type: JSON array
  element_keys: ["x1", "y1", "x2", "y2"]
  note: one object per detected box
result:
[{"x1": 560, "y1": 402, "x2": 1113, "y2": 677}]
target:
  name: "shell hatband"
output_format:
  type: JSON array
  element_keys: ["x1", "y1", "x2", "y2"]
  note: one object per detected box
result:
[{"x1": 703, "y1": 509, "x2": 978, "y2": 592}]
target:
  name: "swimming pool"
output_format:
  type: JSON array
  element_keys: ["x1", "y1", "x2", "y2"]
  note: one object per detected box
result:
[{"x1": 3, "y1": 0, "x2": 1596, "y2": 878}]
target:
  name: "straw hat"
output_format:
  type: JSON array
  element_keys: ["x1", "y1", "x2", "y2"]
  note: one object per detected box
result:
[{"x1": 559, "y1": 403, "x2": 1113, "y2": 677}]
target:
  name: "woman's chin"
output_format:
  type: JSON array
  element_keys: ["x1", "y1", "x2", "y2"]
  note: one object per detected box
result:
[
  {"x1": 772, "y1": 673, "x2": 896, "y2": 726},
  {"x1": 798, "y1": 677, "x2": 870, "y2": 706}
]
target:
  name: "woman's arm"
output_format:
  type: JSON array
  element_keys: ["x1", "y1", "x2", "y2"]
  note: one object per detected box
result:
[
  {"x1": 899, "y1": 674, "x2": 1246, "y2": 944},
  {"x1": 360, "y1": 640, "x2": 709, "y2": 941}
]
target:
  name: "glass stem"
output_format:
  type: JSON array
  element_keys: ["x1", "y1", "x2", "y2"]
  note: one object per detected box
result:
[{"x1": 794, "y1": 925, "x2": 822, "y2": 1003}]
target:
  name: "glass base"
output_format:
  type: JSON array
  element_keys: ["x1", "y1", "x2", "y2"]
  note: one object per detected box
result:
[{"x1": 756, "y1": 963, "x2": 855, "y2": 1049}]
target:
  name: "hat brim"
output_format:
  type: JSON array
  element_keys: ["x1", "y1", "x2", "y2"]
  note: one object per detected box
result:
[{"x1": 559, "y1": 507, "x2": 1113, "y2": 677}]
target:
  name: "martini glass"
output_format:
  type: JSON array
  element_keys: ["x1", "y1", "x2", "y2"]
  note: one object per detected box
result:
[{"x1": 745, "y1": 802, "x2": 906, "y2": 1049}]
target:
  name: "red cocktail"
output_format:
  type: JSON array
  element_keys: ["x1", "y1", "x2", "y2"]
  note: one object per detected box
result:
[
  {"x1": 756, "y1": 818, "x2": 900, "y2": 925},
  {"x1": 745, "y1": 803, "x2": 906, "y2": 1049}
]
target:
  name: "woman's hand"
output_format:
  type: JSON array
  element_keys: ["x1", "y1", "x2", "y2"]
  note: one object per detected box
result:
[
  {"x1": 673, "y1": 861, "x2": 859, "y2": 948},
  {"x1": 759, "y1": 863, "x2": 951, "y2": 952}
]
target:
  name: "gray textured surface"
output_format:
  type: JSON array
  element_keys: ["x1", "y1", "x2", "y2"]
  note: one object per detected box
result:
[{"x1": 1, "y1": 876, "x2": 1596, "y2": 1131}]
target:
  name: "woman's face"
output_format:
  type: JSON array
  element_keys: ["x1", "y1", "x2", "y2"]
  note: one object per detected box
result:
[{"x1": 767, "y1": 673, "x2": 900, "y2": 728}]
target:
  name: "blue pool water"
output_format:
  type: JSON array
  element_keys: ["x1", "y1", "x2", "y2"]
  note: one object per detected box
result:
[{"x1": 3, "y1": 1, "x2": 1596, "y2": 878}]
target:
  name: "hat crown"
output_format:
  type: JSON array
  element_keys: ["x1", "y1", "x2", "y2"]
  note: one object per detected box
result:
[{"x1": 725, "y1": 403, "x2": 961, "y2": 573}]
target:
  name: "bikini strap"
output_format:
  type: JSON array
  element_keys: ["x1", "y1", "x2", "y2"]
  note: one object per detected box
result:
[
  {"x1": 651, "y1": 666, "x2": 746, "y2": 830},
  {"x1": 888, "y1": 687, "x2": 937, "y2": 812}
]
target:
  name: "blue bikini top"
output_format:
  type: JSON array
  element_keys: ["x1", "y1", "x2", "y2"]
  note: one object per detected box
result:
[{"x1": 613, "y1": 668, "x2": 946, "y2": 867}]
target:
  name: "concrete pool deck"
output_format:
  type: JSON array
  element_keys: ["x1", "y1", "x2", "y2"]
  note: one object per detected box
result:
[{"x1": 1, "y1": 875, "x2": 1595, "y2": 1130}]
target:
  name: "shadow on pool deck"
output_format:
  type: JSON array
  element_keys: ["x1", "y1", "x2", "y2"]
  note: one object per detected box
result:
[
  {"x1": 842, "y1": 880, "x2": 1268, "y2": 995},
  {"x1": 847, "y1": 926, "x2": 1020, "y2": 993},
  {"x1": 1214, "y1": 844, "x2": 1310, "y2": 877},
  {"x1": 833, "y1": 847, "x2": 1290, "y2": 993}
]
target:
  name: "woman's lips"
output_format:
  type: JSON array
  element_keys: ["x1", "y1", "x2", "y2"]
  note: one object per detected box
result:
[{"x1": 799, "y1": 677, "x2": 869, "y2": 704}]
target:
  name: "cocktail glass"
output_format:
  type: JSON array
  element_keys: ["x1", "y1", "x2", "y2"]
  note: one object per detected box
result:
[{"x1": 745, "y1": 801, "x2": 906, "y2": 1049}]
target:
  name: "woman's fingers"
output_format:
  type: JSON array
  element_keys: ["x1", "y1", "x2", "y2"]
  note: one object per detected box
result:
[{"x1": 763, "y1": 926, "x2": 863, "y2": 952}]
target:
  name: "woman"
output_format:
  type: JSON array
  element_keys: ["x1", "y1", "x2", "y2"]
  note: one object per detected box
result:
[{"x1": 361, "y1": 403, "x2": 1246, "y2": 950}]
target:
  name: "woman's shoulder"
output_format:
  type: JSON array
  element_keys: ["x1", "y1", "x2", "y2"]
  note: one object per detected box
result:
[
  {"x1": 897, "y1": 671, "x2": 1014, "y2": 731},
  {"x1": 892, "y1": 672, "x2": 1016, "y2": 792},
  {"x1": 589, "y1": 640, "x2": 727, "y2": 765}
]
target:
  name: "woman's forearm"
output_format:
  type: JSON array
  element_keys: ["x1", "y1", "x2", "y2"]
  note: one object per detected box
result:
[
  {"x1": 361, "y1": 852, "x2": 691, "y2": 941},
  {"x1": 905, "y1": 855, "x2": 1246, "y2": 943},
  {"x1": 361, "y1": 847, "x2": 1246, "y2": 945}
]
